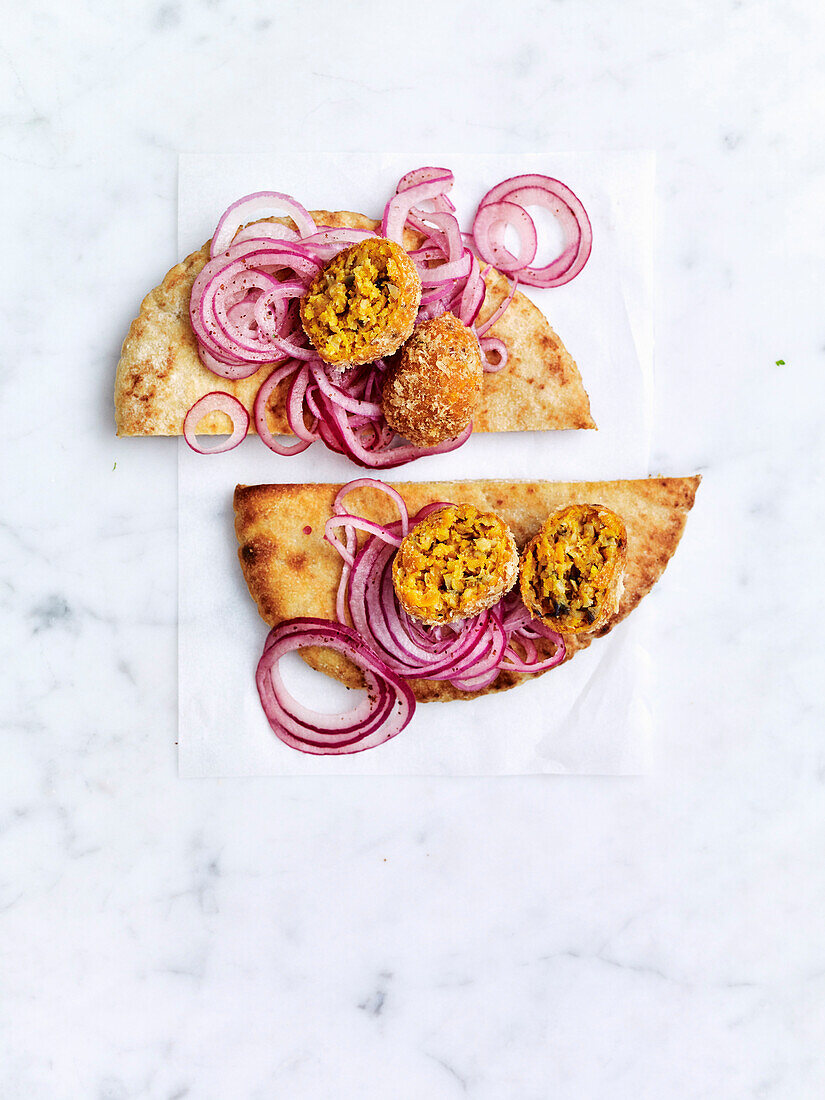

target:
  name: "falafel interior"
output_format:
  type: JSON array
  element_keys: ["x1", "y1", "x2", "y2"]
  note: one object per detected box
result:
[
  {"x1": 300, "y1": 238, "x2": 419, "y2": 366},
  {"x1": 392, "y1": 504, "x2": 517, "y2": 625},
  {"x1": 520, "y1": 505, "x2": 626, "y2": 631}
]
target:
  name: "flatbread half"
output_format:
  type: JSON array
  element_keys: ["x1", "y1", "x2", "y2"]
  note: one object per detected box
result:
[
  {"x1": 115, "y1": 211, "x2": 595, "y2": 437},
  {"x1": 233, "y1": 476, "x2": 699, "y2": 702}
]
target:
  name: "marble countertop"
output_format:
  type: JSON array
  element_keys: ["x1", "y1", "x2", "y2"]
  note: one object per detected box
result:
[{"x1": 2, "y1": 1, "x2": 824, "y2": 1095}]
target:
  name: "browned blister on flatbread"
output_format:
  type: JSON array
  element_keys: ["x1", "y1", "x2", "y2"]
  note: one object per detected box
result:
[
  {"x1": 233, "y1": 476, "x2": 699, "y2": 703},
  {"x1": 115, "y1": 211, "x2": 594, "y2": 437}
]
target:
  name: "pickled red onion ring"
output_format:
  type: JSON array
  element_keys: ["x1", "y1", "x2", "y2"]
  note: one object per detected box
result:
[
  {"x1": 321, "y1": 399, "x2": 473, "y2": 470},
  {"x1": 472, "y1": 201, "x2": 538, "y2": 272},
  {"x1": 382, "y1": 173, "x2": 456, "y2": 244},
  {"x1": 256, "y1": 618, "x2": 416, "y2": 755},
  {"x1": 417, "y1": 251, "x2": 472, "y2": 285},
  {"x1": 310, "y1": 362, "x2": 382, "y2": 418},
  {"x1": 475, "y1": 274, "x2": 519, "y2": 339},
  {"x1": 333, "y1": 478, "x2": 410, "y2": 534},
  {"x1": 457, "y1": 253, "x2": 487, "y2": 327},
  {"x1": 396, "y1": 166, "x2": 455, "y2": 196},
  {"x1": 286, "y1": 365, "x2": 318, "y2": 443},
  {"x1": 183, "y1": 392, "x2": 249, "y2": 453},
  {"x1": 253, "y1": 363, "x2": 314, "y2": 456},
  {"x1": 231, "y1": 220, "x2": 301, "y2": 246},
  {"x1": 324, "y1": 514, "x2": 403, "y2": 564},
  {"x1": 211, "y1": 191, "x2": 317, "y2": 256},
  {"x1": 479, "y1": 337, "x2": 508, "y2": 373},
  {"x1": 301, "y1": 227, "x2": 377, "y2": 254},
  {"x1": 393, "y1": 167, "x2": 456, "y2": 236},
  {"x1": 473, "y1": 174, "x2": 592, "y2": 288},
  {"x1": 416, "y1": 209, "x2": 464, "y2": 261},
  {"x1": 196, "y1": 345, "x2": 263, "y2": 381}
]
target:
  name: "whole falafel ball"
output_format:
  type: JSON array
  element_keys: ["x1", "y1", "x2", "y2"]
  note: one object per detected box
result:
[{"x1": 381, "y1": 312, "x2": 483, "y2": 447}]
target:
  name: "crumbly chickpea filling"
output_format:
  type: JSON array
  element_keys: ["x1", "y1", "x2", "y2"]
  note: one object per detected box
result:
[
  {"x1": 394, "y1": 505, "x2": 512, "y2": 621},
  {"x1": 522, "y1": 507, "x2": 623, "y2": 629},
  {"x1": 302, "y1": 240, "x2": 403, "y2": 360}
]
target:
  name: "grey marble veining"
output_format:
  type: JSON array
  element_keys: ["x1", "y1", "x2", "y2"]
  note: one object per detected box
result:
[{"x1": 2, "y1": 0, "x2": 825, "y2": 1096}]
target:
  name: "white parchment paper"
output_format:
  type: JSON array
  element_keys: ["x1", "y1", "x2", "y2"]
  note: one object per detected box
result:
[{"x1": 177, "y1": 152, "x2": 655, "y2": 776}]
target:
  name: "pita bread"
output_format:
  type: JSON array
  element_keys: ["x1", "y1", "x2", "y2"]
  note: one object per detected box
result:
[
  {"x1": 115, "y1": 210, "x2": 595, "y2": 438},
  {"x1": 233, "y1": 476, "x2": 699, "y2": 702}
]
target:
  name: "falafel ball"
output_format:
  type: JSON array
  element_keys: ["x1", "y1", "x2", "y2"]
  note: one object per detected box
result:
[
  {"x1": 519, "y1": 504, "x2": 628, "y2": 635},
  {"x1": 392, "y1": 503, "x2": 518, "y2": 626},
  {"x1": 381, "y1": 312, "x2": 483, "y2": 447},
  {"x1": 300, "y1": 237, "x2": 421, "y2": 368}
]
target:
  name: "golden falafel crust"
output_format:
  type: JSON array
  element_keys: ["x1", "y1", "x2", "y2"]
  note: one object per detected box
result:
[{"x1": 382, "y1": 313, "x2": 483, "y2": 446}]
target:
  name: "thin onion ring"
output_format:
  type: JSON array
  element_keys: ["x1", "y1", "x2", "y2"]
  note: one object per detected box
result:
[
  {"x1": 253, "y1": 363, "x2": 313, "y2": 456},
  {"x1": 256, "y1": 618, "x2": 416, "y2": 755},
  {"x1": 211, "y1": 192, "x2": 317, "y2": 257},
  {"x1": 183, "y1": 392, "x2": 249, "y2": 454},
  {"x1": 473, "y1": 174, "x2": 592, "y2": 288}
]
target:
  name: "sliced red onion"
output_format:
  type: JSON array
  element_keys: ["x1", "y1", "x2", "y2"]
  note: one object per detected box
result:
[
  {"x1": 324, "y1": 515, "x2": 403, "y2": 564},
  {"x1": 410, "y1": 245, "x2": 446, "y2": 261},
  {"x1": 225, "y1": 298, "x2": 258, "y2": 327},
  {"x1": 183, "y1": 392, "x2": 249, "y2": 454},
  {"x1": 257, "y1": 330, "x2": 317, "y2": 362},
  {"x1": 416, "y1": 210, "x2": 464, "y2": 261},
  {"x1": 416, "y1": 300, "x2": 450, "y2": 323},
  {"x1": 472, "y1": 201, "x2": 538, "y2": 272},
  {"x1": 479, "y1": 337, "x2": 508, "y2": 373},
  {"x1": 475, "y1": 274, "x2": 518, "y2": 338},
  {"x1": 286, "y1": 364, "x2": 319, "y2": 443},
  {"x1": 196, "y1": 345, "x2": 263, "y2": 381},
  {"x1": 457, "y1": 253, "x2": 487, "y2": 327},
  {"x1": 256, "y1": 618, "x2": 416, "y2": 755},
  {"x1": 393, "y1": 166, "x2": 456, "y2": 234},
  {"x1": 192, "y1": 246, "x2": 321, "y2": 368},
  {"x1": 310, "y1": 362, "x2": 382, "y2": 418},
  {"x1": 186, "y1": 173, "x2": 533, "y2": 467},
  {"x1": 333, "y1": 479, "x2": 410, "y2": 533},
  {"x1": 253, "y1": 363, "x2": 314, "y2": 455},
  {"x1": 382, "y1": 173, "x2": 456, "y2": 244},
  {"x1": 417, "y1": 251, "x2": 472, "y2": 286},
  {"x1": 501, "y1": 626, "x2": 566, "y2": 673},
  {"x1": 473, "y1": 174, "x2": 592, "y2": 288},
  {"x1": 396, "y1": 166, "x2": 455, "y2": 195},
  {"x1": 301, "y1": 227, "x2": 377, "y2": 254},
  {"x1": 323, "y1": 400, "x2": 473, "y2": 470},
  {"x1": 211, "y1": 269, "x2": 283, "y2": 355},
  {"x1": 418, "y1": 281, "x2": 457, "y2": 308},
  {"x1": 231, "y1": 220, "x2": 301, "y2": 246},
  {"x1": 254, "y1": 280, "x2": 305, "y2": 339},
  {"x1": 211, "y1": 192, "x2": 317, "y2": 257},
  {"x1": 344, "y1": 527, "x2": 505, "y2": 681}
]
